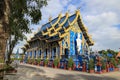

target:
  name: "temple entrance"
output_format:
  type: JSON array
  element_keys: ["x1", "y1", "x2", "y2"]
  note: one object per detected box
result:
[
  {"x1": 53, "y1": 47, "x2": 56, "y2": 58},
  {"x1": 65, "y1": 48, "x2": 69, "y2": 58},
  {"x1": 46, "y1": 49, "x2": 47, "y2": 58}
]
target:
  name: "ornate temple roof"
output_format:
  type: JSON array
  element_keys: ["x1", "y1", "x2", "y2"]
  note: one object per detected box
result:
[{"x1": 28, "y1": 10, "x2": 94, "y2": 46}]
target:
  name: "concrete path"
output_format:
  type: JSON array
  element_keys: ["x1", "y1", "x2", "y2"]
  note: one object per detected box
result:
[{"x1": 4, "y1": 63, "x2": 120, "y2": 80}]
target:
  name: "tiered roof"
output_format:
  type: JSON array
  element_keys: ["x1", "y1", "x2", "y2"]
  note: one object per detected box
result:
[{"x1": 26, "y1": 10, "x2": 94, "y2": 47}]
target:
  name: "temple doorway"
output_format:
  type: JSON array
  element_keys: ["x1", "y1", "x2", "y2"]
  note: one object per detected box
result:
[
  {"x1": 53, "y1": 47, "x2": 56, "y2": 58},
  {"x1": 46, "y1": 49, "x2": 47, "y2": 58},
  {"x1": 65, "y1": 48, "x2": 69, "y2": 58},
  {"x1": 34, "y1": 50, "x2": 36, "y2": 58}
]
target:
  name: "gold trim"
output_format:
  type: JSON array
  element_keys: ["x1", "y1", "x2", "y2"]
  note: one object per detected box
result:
[
  {"x1": 42, "y1": 14, "x2": 62, "y2": 35},
  {"x1": 60, "y1": 32, "x2": 68, "y2": 38},
  {"x1": 56, "y1": 13, "x2": 69, "y2": 31},
  {"x1": 49, "y1": 32, "x2": 58, "y2": 37},
  {"x1": 69, "y1": 10, "x2": 79, "y2": 26}
]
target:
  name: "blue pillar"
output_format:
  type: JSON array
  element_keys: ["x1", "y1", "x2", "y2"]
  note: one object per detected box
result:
[
  {"x1": 30, "y1": 51, "x2": 32, "y2": 58},
  {"x1": 69, "y1": 31, "x2": 75, "y2": 57},
  {"x1": 80, "y1": 33, "x2": 82, "y2": 55},
  {"x1": 34, "y1": 50, "x2": 36, "y2": 58}
]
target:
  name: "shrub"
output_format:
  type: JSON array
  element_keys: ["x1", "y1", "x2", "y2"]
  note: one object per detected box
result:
[
  {"x1": 18, "y1": 58, "x2": 23, "y2": 61},
  {"x1": 111, "y1": 58, "x2": 117, "y2": 68},
  {"x1": 11, "y1": 58, "x2": 14, "y2": 62},
  {"x1": 101, "y1": 60, "x2": 106, "y2": 70},
  {"x1": 37, "y1": 58, "x2": 41, "y2": 63},
  {"x1": 27, "y1": 58, "x2": 30, "y2": 63},
  {"x1": 4, "y1": 65, "x2": 14, "y2": 71},
  {"x1": 54, "y1": 58, "x2": 59, "y2": 67},
  {"x1": 44, "y1": 59, "x2": 48, "y2": 65},
  {"x1": 118, "y1": 59, "x2": 120, "y2": 65},
  {"x1": 31, "y1": 59, "x2": 35, "y2": 63},
  {"x1": 88, "y1": 59, "x2": 94, "y2": 70},
  {"x1": 68, "y1": 58, "x2": 74, "y2": 68}
]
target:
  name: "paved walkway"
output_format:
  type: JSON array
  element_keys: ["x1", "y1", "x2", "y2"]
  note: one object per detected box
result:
[{"x1": 4, "y1": 63, "x2": 120, "y2": 80}]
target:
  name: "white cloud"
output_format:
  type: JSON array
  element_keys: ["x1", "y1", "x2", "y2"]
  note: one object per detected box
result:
[
  {"x1": 14, "y1": 0, "x2": 120, "y2": 53},
  {"x1": 67, "y1": 4, "x2": 77, "y2": 13},
  {"x1": 41, "y1": 0, "x2": 64, "y2": 23},
  {"x1": 81, "y1": 0, "x2": 120, "y2": 51},
  {"x1": 61, "y1": 0, "x2": 72, "y2": 6},
  {"x1": 81, "y1": 0, "x2": 120, "y2": 15},
  {"x1": 84, "y1": 12, "x2": 119, "y2": 32}
]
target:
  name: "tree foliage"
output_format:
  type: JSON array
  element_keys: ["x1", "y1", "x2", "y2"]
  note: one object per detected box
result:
[
  {"x1": 2, "y1": 0, "x2": 47, "y2": 63},
  {"x1": 98, "y1": 49, "x2": 118, "y2": 58}
]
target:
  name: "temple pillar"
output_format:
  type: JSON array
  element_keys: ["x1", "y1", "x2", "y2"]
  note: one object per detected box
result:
[
  {"x1": 32, "y1": 50, "x2": 34, "y2": 59},
  {"x1": 36, "y1": 50, "x2": 38, "y2": 59},
  {"x1": 48, "y1": 48, "x2": 50, "y2": 60},
  {"x1": 56, "y1": 47, "x2": 58, "y2": 58},
  {"x1": 49, "y1": 48, "x2": 51, "y2": 59},
  {"x1": 41, "y1": 49, "x2": 43, "y2": 59},
  {"x1": 59, "y1": 41, "x2": 62, "y2": 59}
]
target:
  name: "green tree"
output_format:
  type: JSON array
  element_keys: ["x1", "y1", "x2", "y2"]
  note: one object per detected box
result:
[
  {"x1": 88, "y1": 59, "x2": 94, "y2": 70},
  {"x1": 98, "y1": 50, "x2": 107, "y2": 57},
  {"x1": 68, "y1": 58, "x2": 74, "y2": 68},
  {"x1": 0, "y1": 0, "x2": 47, "y2": 64},
  {"x1": 107, "y1": 49, "x2": 118, "y2": 58}
]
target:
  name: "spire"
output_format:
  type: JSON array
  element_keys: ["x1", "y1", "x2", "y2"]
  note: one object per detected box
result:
[{"x1": 49, "y1": 15, "x2": 52, "y2": 22}]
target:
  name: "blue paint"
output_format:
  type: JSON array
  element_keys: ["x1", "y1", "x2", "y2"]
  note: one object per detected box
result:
[
  {"x1": 63, "y1": 19, "x2": 69, "y2": 28},
  {"x1": 69, "y1": 14, "x2": 76, "y2": 23},
  {"x1": 80, "y1": 33, "x2": 82, "y2": 54},
  {"x1": 73, "y1": 59, "x2": 79, "y2": 70},
  {"x1": 107, "y1": 53, "x2": 113, "y2": 57},
  {"x1": 70, "y1": 31, "x2": 75, "y2": 56},
  {"x1": 30, "y1": 51, "x2": 32, "y2": 58},
  {"x1": 60, "y1": 59, "x2": 65, "y2": 69},
  {"x1": 34, "y1": 50, "x2": 36, "y2": 58},
  {"x1": 51, "y1": 17, "x2": 58, "y2": 24},
  {"x1": 78, "y1": 55, "x2": 83, "y2": 64},
  {"x1": 24, "y1": 54, "x2": 28, "y2": 63},
  {"x1": 40, "y1": 22, "x2": 51, "y2": 31},
  {"x1": 97, "y1": 66, "x2": 101, "y2": 72},
  {"x1": 59, "y1": 16, "x2": 66, "y2": 24},
  {"x1": 38, "y1": 50, "x2": 41, "y2": 57}
]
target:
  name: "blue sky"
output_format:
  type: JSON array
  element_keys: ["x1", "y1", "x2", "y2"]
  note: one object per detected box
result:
[{"x1": 13, "y1": 0, "x2": 120, "y2": 53}]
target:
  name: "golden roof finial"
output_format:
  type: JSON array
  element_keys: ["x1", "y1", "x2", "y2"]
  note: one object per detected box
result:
[
  {"x1": 58, "y1": 12, "x2": 62, "y2": 17},
  {"x1": 65, "y1": 11, "x2": 69, "y2": 16},
  {"x1": 76, "y1": 10, "x2": 79, "y2": 14},
  {"x1": 49, "y1": 15, "x2": 52, "y2": 21}
]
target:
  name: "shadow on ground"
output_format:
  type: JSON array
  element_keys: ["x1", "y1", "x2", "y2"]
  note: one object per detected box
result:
[
  {"x1": 19, "y1": 65, "x2": 46, "y2": 73},
  {"x1": 53, "y1": 73, "x2": 118, "y2": 80},
  {"x1": 29, "y1": 73, "x2": 118, "y2": 80},
  {"x1": 8, "y1": 64, "x2": 118, "y2": 80}
]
